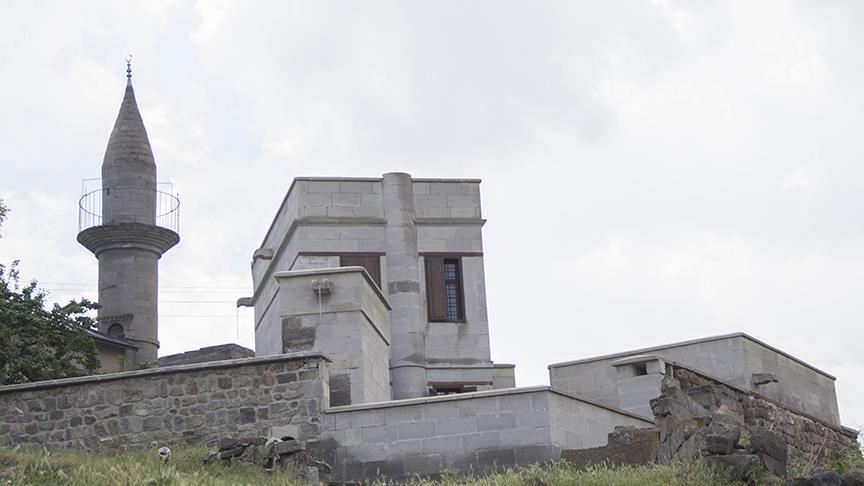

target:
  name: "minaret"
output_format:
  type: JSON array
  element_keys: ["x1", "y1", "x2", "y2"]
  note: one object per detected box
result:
[{"x1": 77, "y1": 60, "x2": 179, "y2": 366}]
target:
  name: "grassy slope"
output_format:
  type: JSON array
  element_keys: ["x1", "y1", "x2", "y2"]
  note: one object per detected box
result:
[{"x1": 0, "y1": 447, "x2": 749, "y2": 486}]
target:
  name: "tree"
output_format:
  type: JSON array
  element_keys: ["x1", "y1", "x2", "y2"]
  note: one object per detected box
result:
[{"x1": 0, "y1": 199, "x2": 100, "y2": 384}]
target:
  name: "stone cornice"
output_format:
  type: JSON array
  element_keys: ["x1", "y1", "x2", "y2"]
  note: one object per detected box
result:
[
  {"x1": 414, "y1": 218, "x2": 486, "y2": 226},
  {"x1": 77, "y1": 223, "x2": 179, "y2": 257}
]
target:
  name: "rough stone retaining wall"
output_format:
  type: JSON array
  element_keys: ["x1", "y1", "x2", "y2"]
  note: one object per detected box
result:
[
  {"x1": 318, "y1": 386, "x2": 653, "y2": 482},
  {"x1": 672, "y1": 367, "x2": 858, "y2": 463},
  {"x1": 0, "y1": 353, "x2": 328, "y2": 451}
]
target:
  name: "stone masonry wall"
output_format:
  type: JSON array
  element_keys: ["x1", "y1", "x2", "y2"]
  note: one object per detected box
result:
[
  {"x1": 671, "y1": 367, "x2": 858, "y2": 463},
  {"x1": 0, "y1": 353, "x2": 328, "y2": 451},
  {"x1": 318, "y1": 386, "x2": 653, "y2": 482}
]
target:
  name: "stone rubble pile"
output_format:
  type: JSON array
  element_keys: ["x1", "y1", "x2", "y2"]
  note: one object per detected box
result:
[
  {"x1": 651, "y1": 375, "x2": 790, "y2": 482},
  {"x1": 203, "y1": 436, "x2": 331, "y2": 483}
]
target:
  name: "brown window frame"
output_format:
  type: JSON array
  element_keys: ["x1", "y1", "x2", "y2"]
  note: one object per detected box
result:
[
  {"x1": 424, "y1": 255, "x2": 466, "y2": 323},
  {"x1": 338, "y1": 253, "x2": 382, "y2": 289}
]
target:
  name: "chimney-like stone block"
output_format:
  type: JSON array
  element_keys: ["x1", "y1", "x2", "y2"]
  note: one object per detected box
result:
[{"x1": 275, "y1": 267, "x2": 392, "y2": 406}]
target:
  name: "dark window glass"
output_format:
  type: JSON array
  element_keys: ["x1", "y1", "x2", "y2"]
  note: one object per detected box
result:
[
  {"x1": 443, "y1": 260, "x2": 460, "y2": 321},
  {"x1": 430, "y1": 384, "x2": 478, "y2": 396}
]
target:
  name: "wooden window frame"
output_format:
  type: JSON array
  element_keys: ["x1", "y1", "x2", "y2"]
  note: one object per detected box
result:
[
  {"x1": 424, "y1": 255, "x2": 466, "y2": 323},
  {"x1": 337, "y1": 253, "x2": 382, "y2": 289}
]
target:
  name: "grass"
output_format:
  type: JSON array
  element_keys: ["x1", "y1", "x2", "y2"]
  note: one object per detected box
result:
[
  {"x1": 391, "y1": 461, "x2": 744, "y2": 485},
  {"x1": 0, "y1": 446, "x2": 307, "y2": 486},
  {"x1": 7, "y1": 446, "x2": 861, "y2": 485}
]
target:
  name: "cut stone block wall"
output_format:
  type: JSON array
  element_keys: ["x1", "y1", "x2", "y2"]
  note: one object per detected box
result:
[
  {"x1": 271, "y1": 267, "x2": 392, "y2": 406},
  {"x1": 549, "y1": 333, "x2": 841, "y2": 425},
  {"x1": 420, "y1": 255, "x2": 492, "y2": 368},
  {"x1": 318, "y1": 386, "x2": 653, "y2": 482},
  {"x1": 0, "y1": 353, "x2": 328, "y2": 451}
]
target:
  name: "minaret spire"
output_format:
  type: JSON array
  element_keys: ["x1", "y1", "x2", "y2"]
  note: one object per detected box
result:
[{"x1": 77, "y1": 66, "x2": 180, "y2": 367}]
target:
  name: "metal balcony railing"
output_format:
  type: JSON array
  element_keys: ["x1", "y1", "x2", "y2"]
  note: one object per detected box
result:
[{"x1": 78, "y1": 185, "x2": 180, "y2": 233}]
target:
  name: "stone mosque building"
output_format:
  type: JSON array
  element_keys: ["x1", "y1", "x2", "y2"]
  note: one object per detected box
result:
[{"x1": 0, "y1": 69, "x2": 858, "y2": 482}]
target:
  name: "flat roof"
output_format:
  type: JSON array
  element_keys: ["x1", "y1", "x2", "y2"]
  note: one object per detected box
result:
[{"x1": 547, "y1": 332, "x2": 835, "y2": 380}]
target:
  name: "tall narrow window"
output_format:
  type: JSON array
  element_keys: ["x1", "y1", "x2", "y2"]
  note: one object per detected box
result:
[
  {"x1": 443, "y1": 260, "x2": 460, "y2": 321},
  {"x1": 425, "y1": 256, "x2": 464, "y2": 322}
]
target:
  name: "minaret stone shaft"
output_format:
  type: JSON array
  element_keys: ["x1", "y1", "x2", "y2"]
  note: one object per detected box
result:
[{"x1": 77, "y1": 71, "x2": 179, "y2": 366}]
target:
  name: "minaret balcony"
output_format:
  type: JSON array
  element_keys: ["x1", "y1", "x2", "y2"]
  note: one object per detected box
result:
[{"x1": 77, "y1": 185, "x2": 180, "y2": 257}]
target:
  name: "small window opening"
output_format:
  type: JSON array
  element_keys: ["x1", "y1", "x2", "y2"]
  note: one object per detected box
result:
[
  {"x1": 429, "y1": 384, "x2": 478, "y2": 396},
  {"x1": 632, "y1": 362, "x2": 648, "y2": 376},
  {"x1": 107, "y1": 323, "x2": 125, "y2": 337}
]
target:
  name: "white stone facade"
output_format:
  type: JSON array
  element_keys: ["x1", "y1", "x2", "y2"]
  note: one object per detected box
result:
[{"x1": 249, "y1": 174, "x2": 513, "y2": 401}]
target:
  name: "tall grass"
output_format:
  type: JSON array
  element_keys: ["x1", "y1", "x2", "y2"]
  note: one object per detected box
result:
[
  {"x1": 391, "y1": 461, "x2": 743, "y2": 486},
  {"x1": 0, "y1": 447, "x2": 758, "y2": 485}
]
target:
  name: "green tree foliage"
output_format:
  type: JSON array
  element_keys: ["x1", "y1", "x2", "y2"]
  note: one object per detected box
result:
[{"x1": 0, "y1": 199, "x2": 100, "y2": 384}]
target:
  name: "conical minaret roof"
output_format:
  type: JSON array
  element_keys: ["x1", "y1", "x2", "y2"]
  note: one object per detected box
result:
[{"x1": 102, "y1": 67, "x2": 156, "y2": 184}]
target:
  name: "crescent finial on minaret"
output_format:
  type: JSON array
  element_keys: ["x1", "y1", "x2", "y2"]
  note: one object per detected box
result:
[{"x1": 126, "y1": 55, "x2": 133, "y2": 85}]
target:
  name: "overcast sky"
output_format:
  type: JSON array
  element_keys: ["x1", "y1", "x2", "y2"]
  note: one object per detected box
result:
[{"x1": 1, "y1": 1, "x2": 862, "y2": 431}]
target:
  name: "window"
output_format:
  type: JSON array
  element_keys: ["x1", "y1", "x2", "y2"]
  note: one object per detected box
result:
[
  {"x1": 339, "y1": 254, "x2": 382, "y2": 288},
  {"x1": 107, "y1": 323, "x2": 124, "y2": 337},
  {"x1": 430, "y1": 384, "x2": 478, "y2": 396},
  {"x1": 425, "y1": 256, "x2": 465, "y2": 322}
]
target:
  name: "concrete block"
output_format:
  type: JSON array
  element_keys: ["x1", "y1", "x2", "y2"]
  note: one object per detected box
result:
[
  {"x1": 415, "y1": 195, "x2": 447, "y2": 208},
  {"x1": 361, "y1": 425, "x2": 397, "y2": 444},
  {"x1": 340, "y1": 181, "x2": 378, "y2": 194},
  {"x1": 385, "y1": 406, "x2": 422, "y2": 424},
  {"x1": 427, "y1": 182, "x2": 466, "y2": 195},
  {"x1": 397, "y1": 421, "x2": 436, "y2": 440},
  {"x1": 307, "y1": 181, "x2": 339, "y2": 193},
  {"x1": 501, "y1": 427, "x2": 549, "y2": 447},
  {"x1": 333, "y1": 194, "x2": 362, "y2": 206},
  {"x1": 514, "y1": 411, "x2": 548, "y2": 428},
  {"x1": 389, "y1": 438, "x2": 423, "y2": 455},
  {"x1": 422, "y1": 437, "x2": 453, "y2": 455},
  {"x1": 461, "y1": 431, "x2": 501, "y2": 451},
  {"x1": 459, "y1": 399, "x2": 493, "y2": 417},
  {"x1": 327, "y1": 412, "x2": 351, "y2": 431},
  {"x1": 435, "y1": 416, "x2": 478, "y2": 436},
  {"x1": 326, "y1": 206, "x2": 355, "y2": 217},
  {"x1": 477, "y1": 413, "x2": 517, "y2": 431}
]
